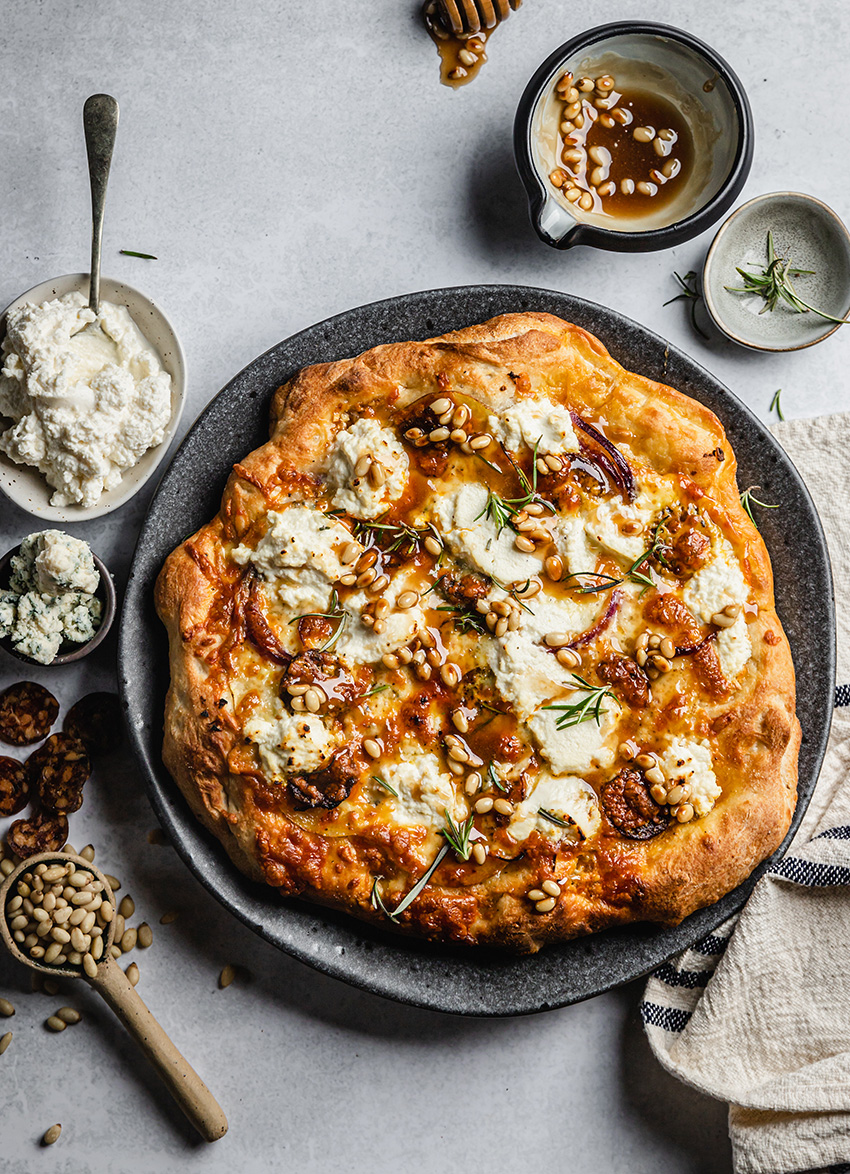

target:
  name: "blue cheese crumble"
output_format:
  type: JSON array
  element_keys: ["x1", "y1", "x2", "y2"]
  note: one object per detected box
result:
[{"x1": 2, "y1": 530, "x2": 102, "y2": 663}]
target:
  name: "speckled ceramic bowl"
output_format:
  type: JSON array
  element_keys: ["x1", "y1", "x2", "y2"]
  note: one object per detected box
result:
[
  {"x1": 0, "y1": 545, "x2": 116, "y2": 666},
  {"x1": 702, "y1": 192, "x2": 850, "y2": 351},
  {"x1": 0, "y1": 273, "x2": 186, "y2": 522}
]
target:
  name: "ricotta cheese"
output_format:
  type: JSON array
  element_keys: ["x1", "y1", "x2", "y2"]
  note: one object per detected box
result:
[
  {"x1": 433, "y1": 484, "x2": 544, "y2": 582},
  {"x1": 682, "y1": 536, "x2": 748, "y2": 623},
  {"x1": 658, "y1": 738, "x2": 721, "y2": 817},
  {"x1": 714, "y1": 613, "x2": 752, "y2": 680},
  {"x1": 383, "y1": 747, "x2": 467, "y2": 830},
  {"x1": 324, "y1": 418, "x2": 409, "y2": 519},
  {"x1": 336, "y1": 576, "x2": 425, "y2": 664},
  {"x1": 488, "y1": 398, "x2": 580, "y2": 455},
  {"x1": 244, "y1": 710, "x2": 339, "y2": 775},
  {"x1": 529, "y1": 702, "x2": 617, "y2": 775},
  {"x1": 486, "y1": 622, "x2": 617, "y2": 774},
  {"x1": 509, "y1": 771, "x2": 602, "y2": 842},
  {"x1": 0, "y1": 292, "x2": 173, "y2": 508},
  {"x1": 585, "y1": 499, "x2": 652, "y2": 563},
  {"x1": 232, "y1": 507, "x2": 356, "y2": 613},
  {"x1": 552, "y1": 510, "x2": 596, "y2": 575}
]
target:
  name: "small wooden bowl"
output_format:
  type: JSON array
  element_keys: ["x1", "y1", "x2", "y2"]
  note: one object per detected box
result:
[{"x1": 0, "y1": 545, "x2": 116, "y2": 666}]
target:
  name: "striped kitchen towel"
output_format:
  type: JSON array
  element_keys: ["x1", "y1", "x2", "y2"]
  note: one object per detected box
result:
[{"x1": 643, "y1": 413, "x2": 850, "y2": 1174}]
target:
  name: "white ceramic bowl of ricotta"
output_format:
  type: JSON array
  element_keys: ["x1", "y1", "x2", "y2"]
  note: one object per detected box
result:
[{"x1": 0, "y1": 273, "x2": 186, "y2": 522}]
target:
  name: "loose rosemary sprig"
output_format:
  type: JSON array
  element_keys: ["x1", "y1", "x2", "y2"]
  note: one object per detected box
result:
[
  {"x1": 770, "y1": 388, "x2": 786, "y2": 421},
  {"x1": 487, "y1": 761, "x2": 509, "y2": 793},
  {"x1": 663, "y1": 270, "x2": 708, "y2": 340},
  {"x1": 435, "y1": 604, "x2": 489, "y2": 636},
  {"x1": 538, "y1": 808, "x2": 572, "y2": 829},
  {"x1": 352, "y1": 519, "x2": 422, "y2": 555},
  {"x1": 740, "y1": 485, "x2": 779, "y2": 528},
  {"x1": 441, "y1": 811, "x2": 475, "y2": 860},
  {"x1": 562, "y1": 521, "x2": 667, "y2": 597},
  {"x1": 726, "y1": 231, "x2": 849, "y2": 325},
  {"x1": 371, "y1": 774, "x2": 398, "y2": 798},
  {"x1": 120, "y1": 249, "x2": 157, "y2": 259},
  {"x1": 475, "y1": 440, "x2": 555, "y2": 535},
  {"x1": 289, "y1": 588, "x2": 347, "y2": 652},
  {"x1": 371, "y1": 845, "x2": 449, "y2": 922},
  {"x1": 541, "y1": 675, "x2": 616, "y2": 730}
]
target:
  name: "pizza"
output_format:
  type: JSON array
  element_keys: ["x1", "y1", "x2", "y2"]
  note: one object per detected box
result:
[{"x1": 155, "y1": 312, "x2": 799, "y2": 952}]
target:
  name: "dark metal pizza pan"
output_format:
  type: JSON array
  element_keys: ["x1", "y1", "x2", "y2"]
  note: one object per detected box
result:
[{"x1": 118, "y1": 285, "x2": 834, "y2": 1016}]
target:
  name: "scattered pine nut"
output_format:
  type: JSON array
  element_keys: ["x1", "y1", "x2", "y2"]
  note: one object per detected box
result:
[
  {"x1": 137, "y1": 923, "x2": 153, "y2": 949},
  {"x1": 103, "y1": 875, "x2": 121, "y2": 892},
  {"x1": 219, "y1": 964, "x2": 236, "y2": 989},
  {"x1": 55, "y1": 1007, "x2": 81, "y2": 1025},
  {"x1": 120, "y1": 928, "x2": 137, "y2": 954},
  {"x1": 83, "y1": 954, "x2": 97, "y2": 979},
  {"x1": 42, "y1": 1124, "x2": 61, "y2": 1146},
  {"x1": 80, "y1": 845, "x2": 95, "y2": 862},
  {"x1": 118, "y1": 895, "x2": 135, "y2": 919},
  {"x1": 159, "y1": 910, "x2": 179, "y2": 925},
  {"x1": 125, "y1": 963, "x2": 140, "y2": 987},
  {"x1": 45, "y1": 1016, "x2": 66, "y2": 1032},
  {"x1": 0, "y1": 1031, "x2": 11, "y2": 1055},
  {"x1": 0, "y1": 998, "x2": 14, "y2": 1018}
]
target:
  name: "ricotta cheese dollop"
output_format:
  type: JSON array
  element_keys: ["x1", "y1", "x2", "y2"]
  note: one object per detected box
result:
[
  {"x1": 0, "y1": 292, "x2": 173, "y2": 508},
  {"x1": 488, "y1": 397, "x2": 580, "y2": 456},
  {"x1": 325, "y1": 418, "x2": 409, "y2": 520}
]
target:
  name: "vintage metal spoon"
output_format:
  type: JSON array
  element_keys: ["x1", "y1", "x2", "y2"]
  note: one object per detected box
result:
[
  {"x1": 0, "y1": 852, "x2": 228, "y2": 1143},
  {"x1": 81, "y1": 93, "x2": 119, "y2": 329}
]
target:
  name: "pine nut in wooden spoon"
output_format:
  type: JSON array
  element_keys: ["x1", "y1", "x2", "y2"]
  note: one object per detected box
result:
[{"x1": 0, "y1": 852, "x2": 227, "y2": 1143}]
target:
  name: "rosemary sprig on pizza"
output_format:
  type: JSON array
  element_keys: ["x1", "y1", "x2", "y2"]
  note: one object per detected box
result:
[{"x1": 156, "y1": 312, "x2": 799, "y2": 951}]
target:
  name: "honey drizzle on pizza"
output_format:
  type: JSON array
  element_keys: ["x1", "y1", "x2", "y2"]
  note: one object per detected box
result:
[{"x1": 194, "y1": 378, "x2": 760, "y2": 924}]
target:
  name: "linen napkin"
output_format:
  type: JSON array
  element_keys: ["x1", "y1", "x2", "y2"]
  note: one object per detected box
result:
[{"x1": 642, "y1": 412, "x2": 850, "y2": 1174}]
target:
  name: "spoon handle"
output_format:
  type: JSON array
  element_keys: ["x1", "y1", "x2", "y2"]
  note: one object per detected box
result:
[
  {"x1": 89, "y1": 955, "x2": 228, "y2": 1142},
  {"x1": 82, "y1": 94, "x2": 119, "y2": 316}
]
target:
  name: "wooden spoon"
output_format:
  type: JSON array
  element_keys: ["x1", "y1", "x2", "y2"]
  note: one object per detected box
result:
[{"x1": 0, "y1": 852, "x2": 228, "y2": 1143}]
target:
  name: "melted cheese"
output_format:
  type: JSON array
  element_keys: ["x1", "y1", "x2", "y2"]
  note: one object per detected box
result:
[
  {"x1": 336, "y1": 575, "x2": 426, "y2": 664},
  {"x1": 325, "y1": 418, "x2": 409, "y2": 519}
]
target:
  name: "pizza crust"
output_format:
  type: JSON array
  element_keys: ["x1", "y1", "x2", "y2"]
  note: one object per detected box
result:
[{"x1": 155, "y1": 312, "x2": 799, "y2": 952}]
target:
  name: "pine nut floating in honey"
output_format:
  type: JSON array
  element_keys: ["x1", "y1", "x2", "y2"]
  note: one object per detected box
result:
[{"x1": 548, "y1": 70, "x2": 693, "y2": 217}]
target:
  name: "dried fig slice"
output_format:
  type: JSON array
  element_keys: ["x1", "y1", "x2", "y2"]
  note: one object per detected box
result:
[
  {"x1": 287, "y1": 749, "x2": 358, "y2": 810},
  {"x1": 63, "y1": 692, "x2": 123, "y2": 756},
  {"x1": 7, "y1": 810, "x2": 69, "y2": 858},
  {"x1": 27, "y1": 733, "x2": 90, "y2": 814},
  {"x1": 601, "y1": 767, "x2": 670, "y2": 840},
  {"x1": 0, "y1": 682, "x2": 59, "y2": 747},
  {"x1": 0, "y1": 756, "x2": 28, "y2": 816}
]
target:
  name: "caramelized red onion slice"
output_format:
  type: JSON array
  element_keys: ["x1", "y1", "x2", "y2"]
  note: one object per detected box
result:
[
  {"x1": 564, "y1": 588, "x2": 622, "y2": 650},
  {"x1": 674, "y1": 631, "x2": 716, "y2": 657},
  {"x1": 245, "y1": 575, "x2": 291, "y2": 665},
  {"x1": 571, "y1": 413, "x2": 637, "y2": 502}
]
